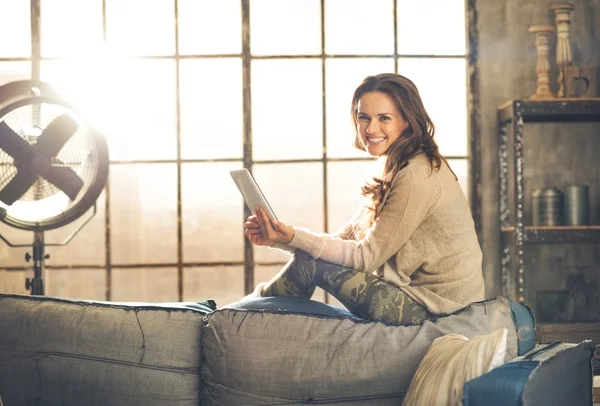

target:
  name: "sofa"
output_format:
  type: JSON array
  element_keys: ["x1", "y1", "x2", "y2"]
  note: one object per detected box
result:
[{"x1": 0, "y1": 293, "x2": 595, "y2": 405}]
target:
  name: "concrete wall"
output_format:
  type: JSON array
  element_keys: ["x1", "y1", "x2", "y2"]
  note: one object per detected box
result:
[{"x1": 476, "y1": 0, "x2": 600, "y2": 303}]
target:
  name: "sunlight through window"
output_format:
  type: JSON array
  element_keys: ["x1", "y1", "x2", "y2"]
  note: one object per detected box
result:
[
  {"x1": 179, "y1": 59, "x2": 244, "y2": 159},
  {"x1": 397, "y1": 0, "x2": 467, "y2": 55},
  {"x1": 41, "y1": 56, "x2": 178, "y2": 161},
  {"x1": 0, "y1": 1, "x2": 31, "y2": 57},
  {"x1": 182, "y1": 162, "x2": 245, "y2": 263},
  {"x1": 0, "y1": 62, "x2": 31, "y2": 90},
  {"x1": 178, "y1": 0, "x2": 242, "y2": 55},
  {"x1": 325, "y1": 0, "x2": 395, "y2": 55},
  {"x1": 251, "y1": 0, "x2": 321, "y2": 56},
  {"x1": 252, "y1": 59, "x2": 323, "y2": 160},
  {"x1": 41, "y1": 0, "x2": 104, "y2": 58},
  {"x1": 0, "y1": 0, "x2": 470, "y2": 302},
  {"x1": 105, "y1": 0, "x2": 175, "y2": 56}
]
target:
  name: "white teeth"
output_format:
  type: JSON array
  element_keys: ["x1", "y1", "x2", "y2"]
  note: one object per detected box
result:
[{"x1": 367, "y1": 137, "x2": 385, "y2": 144}]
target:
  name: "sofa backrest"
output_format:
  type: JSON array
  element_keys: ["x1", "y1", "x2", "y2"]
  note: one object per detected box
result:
[
  {"x1": 200, "y1": 295, "x2": 535, "y2": 405},
  {"x1": 0, "y1": 294, "x2": 214, "y2": 406}
]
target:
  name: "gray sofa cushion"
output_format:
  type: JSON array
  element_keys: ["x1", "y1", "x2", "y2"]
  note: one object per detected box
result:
[
  {"x1": 201, "y1": 296, "x2": 531, "y2": 405},
  {"x1": 0, "y1": 294, "x2": 214, "y2": 406}
]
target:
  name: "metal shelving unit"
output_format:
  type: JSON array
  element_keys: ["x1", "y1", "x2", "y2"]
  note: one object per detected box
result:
[
  {"x1": 501, "y1": 225, "x2": 600, "y2": 245},
  {"x1": 498, "y1": 98, "x2": 600, "y2": 303}
]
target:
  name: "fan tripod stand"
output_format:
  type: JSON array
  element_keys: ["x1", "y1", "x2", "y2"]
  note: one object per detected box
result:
[
  {"x1": 0, "y1": 205, "x2": 98, "y2": 296},
  {"x1": 25, "y1": 231, "x2": 49, "y2": 295}
]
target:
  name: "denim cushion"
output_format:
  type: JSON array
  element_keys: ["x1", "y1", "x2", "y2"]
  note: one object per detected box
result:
[
  {"x1": 508, "y1": 298, "x2": 536, "y2": 356},
  {"x1": 224, "y1": 296, "x2": 358, "y2": 318},
  {"x1": 463, "y1": 340, "x2": 596, "y2": 406},
  {"x1": 201, "y1": 296, "x2": 527, "y2": 405}
]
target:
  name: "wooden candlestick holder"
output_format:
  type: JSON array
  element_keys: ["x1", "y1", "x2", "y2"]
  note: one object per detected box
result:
[
  {"x1": 528, "y1": 25, "x2": 556, "y2": 99},
  {"x1": 551, "y1": 3, "x2": 575, "y2": 97}
]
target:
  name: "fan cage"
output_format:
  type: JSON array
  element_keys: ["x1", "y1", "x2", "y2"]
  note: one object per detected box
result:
[{"x1": 0, "y1": 96, "x2": 109, "y2": 231}]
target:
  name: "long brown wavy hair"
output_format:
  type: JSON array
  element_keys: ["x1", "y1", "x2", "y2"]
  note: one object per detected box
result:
[{"x1": 349, "y1": 73, "x2": 454, "y2": 238}]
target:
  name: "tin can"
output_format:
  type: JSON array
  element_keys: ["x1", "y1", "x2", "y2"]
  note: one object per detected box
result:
[
  {"x1": 532, "y1": 188, "x2": 563, "y2": 226},
  {"x1": 562, "y1": 184, "x2": 589, "y2": 226}
]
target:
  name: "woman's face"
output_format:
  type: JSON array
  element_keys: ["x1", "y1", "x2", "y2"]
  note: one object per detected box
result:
[{"x1": 356, "y1": 91, "x2": 408, "y2": 157}]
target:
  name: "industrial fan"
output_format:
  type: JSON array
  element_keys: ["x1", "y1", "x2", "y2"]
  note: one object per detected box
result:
[{"x1": 0, "y1": 80, "x2": 109, "y2": 295}]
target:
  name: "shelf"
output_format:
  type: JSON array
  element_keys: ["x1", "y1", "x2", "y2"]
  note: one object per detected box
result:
[
  {"x1": 536, "y1": 322, "x2": 600, "y2": 345},
  {"x1": 498, "y1": 98, "x2": 600, "y2": 124},
  {"x1": 501, "y1": 226, "x2": 600, "y2": 244}
]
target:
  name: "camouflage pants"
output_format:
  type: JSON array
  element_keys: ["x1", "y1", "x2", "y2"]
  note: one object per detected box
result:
[{"x1": 260, "y1": 250, "x2": 436, "y2": 325}]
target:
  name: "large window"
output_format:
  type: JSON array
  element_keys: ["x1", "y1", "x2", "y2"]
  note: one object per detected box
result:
[{"x1": 0, "y1": 0, "x2": 469, "y2": 306}]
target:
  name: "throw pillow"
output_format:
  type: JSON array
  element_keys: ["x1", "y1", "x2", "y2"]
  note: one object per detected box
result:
[{"x1": 403, "y1": 328, "x2": 508, "y2": 406}]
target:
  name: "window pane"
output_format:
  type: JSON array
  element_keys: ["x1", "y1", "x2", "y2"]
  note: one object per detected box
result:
[
  {"x1": 110, "y1": 164, "x2": 177, "y2": 264},
  {"x1": 327, "y1": 160, "x2": 376, "y2": 232},
  {"x1": 0, "y1": 271, "x2": 29, "y2": 294},
  {"x1": 45, "y1": 191, "x2": 106, "y2": 267},
  {"x1": 0, "y1": 221, "x2": 37, "y2": 267},
  {"x1": 0, "y1": 1, "x2": 30, "y2": 57},
  {"x1": 178, "y1": 0, "x2": 242, "y2": 55},
  {"x1": 58, "y1": 58, "x2": 176, "y2": 161},
  {"x1": 109, "y1": 59, "x2": 177, "y2": 160},
  {"x1": 252, "y1": 60, "x2": 322, "y2": 160},
  {"x1": 184, "y1": 266, "x2": 244, "y2": 308},
  {"x1": 326, "y1": 58, "x2": 394, "y2": 158},
  {"x1": 398, "y1": 58, "x2": 467, "y2": 157},
  {"x1": 250, "y1": 0, "x2": 321, "y2": 56},
  {"x1": 254, "y1": 264, "x2": 326, "y2": 303},
  {"x1": 111, "y1": 268, "x2": 178, "y2": 302},
  {"x1": 254, "y1": 265, "x2": 279, "y2": 290},
  {"x1": 182, "y1": 162, "x2": 244, "y2": 263},
  {"x1": 45, "y1": 269, "x2": 106, "y2": 300},
  {"x1": 41, "y1": 58, "x2": 168, "y2": 160},
  {"x1": 40, "y1": 58, "x2": 96, "y2": 109},
  {"x1": 41, "y1": 0, "x2": 103, "y2": 57},
  {"x1": 397, "y1": 0, "x2": 466, "y2": 55},
  {"x1": 325, "y1": 0, "x2": 394, "y2": 55},
  {"x1": 447, "y1": 158, "x2": 468, "y2": 198},
  {"x1": 253, "y1": 163, "x2": 324, "y2": 263},
  {"x1": 106, "y1": 0, "x2": 175, "y2": 56},
  {"x1": 0, "y1": 62, "x2": 31, "y2": 89},
  {"x1": 180, "y1": 59, "x2": 243, "y2": 159}
]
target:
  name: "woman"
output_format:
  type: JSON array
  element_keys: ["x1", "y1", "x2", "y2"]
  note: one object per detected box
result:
[{"x1": 244, "y1": 73, "x2": 484, "y2": 325}]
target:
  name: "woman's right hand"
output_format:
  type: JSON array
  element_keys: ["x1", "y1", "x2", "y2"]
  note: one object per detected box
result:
[{"x1": 244, "y1": 213, "x2": 276, "y2": 247}]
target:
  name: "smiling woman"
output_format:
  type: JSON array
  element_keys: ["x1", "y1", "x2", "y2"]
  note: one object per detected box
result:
[
  {"x1": 356, "y1": 92, "x2": 409, "y2": 156},
  {"x1": 0, "y1": 0, "x2": 469, "y2": 307},
  {"x1": 243, "y1": 73, "x2": 483, "y2": 323}
]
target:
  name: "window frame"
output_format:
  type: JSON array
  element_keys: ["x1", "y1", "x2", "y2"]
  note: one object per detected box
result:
[{"x1": 2, "y1": 0, "x2": 480, "y2": 302}]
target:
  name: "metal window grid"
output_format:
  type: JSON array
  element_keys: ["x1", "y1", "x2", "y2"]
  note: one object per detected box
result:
[{"x1": 4, "y1": 0, "x2": 478, "y2": 302}]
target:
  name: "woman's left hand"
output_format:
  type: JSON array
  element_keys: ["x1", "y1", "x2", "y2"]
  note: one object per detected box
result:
[{"x1": 248, "y1": 206, "x2": 295, "y2": 245}]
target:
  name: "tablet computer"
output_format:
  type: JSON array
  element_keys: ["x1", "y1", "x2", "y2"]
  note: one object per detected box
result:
[{"x1": 230, "y1": 169, "x2": 277, "y2": 221}]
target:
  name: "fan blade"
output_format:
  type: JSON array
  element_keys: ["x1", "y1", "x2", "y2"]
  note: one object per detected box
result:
[
  {"x1": 0, "y1": 170, "x2": 37, "y2": 205},
  {"x1": 0, "y1": 121, "x2": 31, "y2": 161},
  {"x1": 43, "y1": 166, "x2": 84, "y2": 200},
  {"x1": 35, "y1": 114, "x2": 79, "y2": 157}
]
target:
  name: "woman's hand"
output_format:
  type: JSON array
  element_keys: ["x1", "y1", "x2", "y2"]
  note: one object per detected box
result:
[{"x1": 244, "y1": 206, "x2": 295, "y2": 246}]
